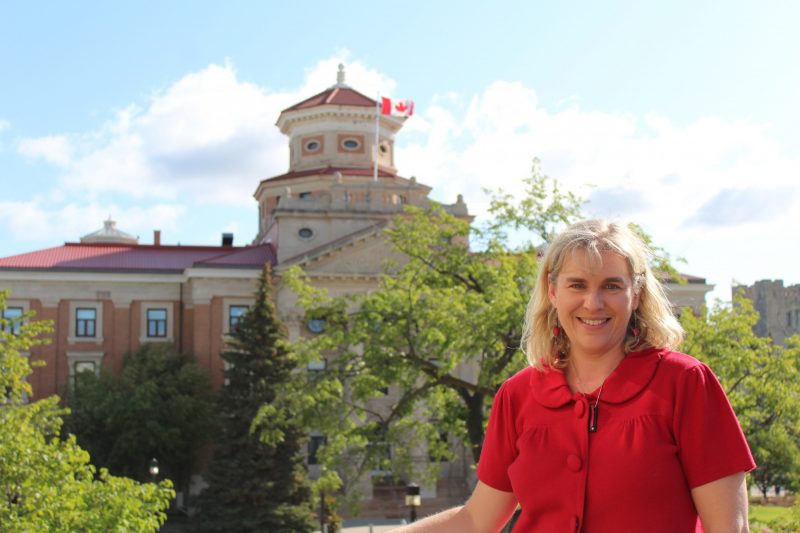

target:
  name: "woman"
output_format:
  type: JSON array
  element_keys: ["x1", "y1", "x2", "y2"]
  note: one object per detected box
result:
[{"x1": 392, "y1": 219, "x2": 755, "y2": 532}]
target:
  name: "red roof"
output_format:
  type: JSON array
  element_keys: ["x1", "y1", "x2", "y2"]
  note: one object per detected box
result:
[
  {"x1": 282, "y1": 86, "x2": 376, "y2": 112},
  {"x1": 0, "y1": 242, "x2": 277, "y2": 272},
  {"x1": 262, "y1": 165, "x2": 398, "y2": 184}
]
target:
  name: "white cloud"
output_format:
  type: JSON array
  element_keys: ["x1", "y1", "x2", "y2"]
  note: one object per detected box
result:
[
  {"x1": 0, "y1": 118, "x2": 10, "y2": 133},
  {"x1": 18, "y1": 135, "x2": 73, "y2": 166},
  {"x1": 0, "y1": 200, "x2": 186, "y2": 246},
  {"x1": 6, "y1": 54, "x2": 797, "y2": 303},
  {"x1": 395, "y1": 79, "x2": 800, "y2": 302},
  {"x1": 396, "y1": 80, "x2": 800, "y2": 242},
  {"x1": 298, "y1": 51, "x2": 397, "y2": 99},
  {"x1": 14, "y1": 53, "x2": 397, "y2": 209}
]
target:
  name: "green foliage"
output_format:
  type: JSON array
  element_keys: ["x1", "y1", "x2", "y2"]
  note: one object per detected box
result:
[
  {"x1": 65, "y1": 343, "x2": 215, "y2": 493},
  {"x1": 484, "y1": 157, "x2": 584, "y2": 247},
  {"x1": 283, "y1": 162, "x2": 584, "y2": 508},
  {"x1": 196, "y1": 266, "x2": 314, "y2": 532},
  {"x1": 681, "y1": 295, "x2": 800, "y2": 498},
  {"x1": 0, "y1": 291, "x2": 173, "y2": 531},
  {"x1": 627, "y1": 221, "x2": 686, "y2": 283}
]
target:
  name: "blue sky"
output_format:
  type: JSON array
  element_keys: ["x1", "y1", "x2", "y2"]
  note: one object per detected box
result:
[{"x1": 1, "y1": 1, "x2": 798, "y2": 303}]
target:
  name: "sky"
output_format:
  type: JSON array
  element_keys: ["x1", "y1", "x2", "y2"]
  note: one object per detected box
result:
[{"x1": 1, "y1": 1, "x2": 798, "y2": 304}]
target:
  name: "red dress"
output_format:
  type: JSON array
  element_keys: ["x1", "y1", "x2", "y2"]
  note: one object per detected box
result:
[{"x1": 476, "y1": 348, "x2": 755, "y2": 532}]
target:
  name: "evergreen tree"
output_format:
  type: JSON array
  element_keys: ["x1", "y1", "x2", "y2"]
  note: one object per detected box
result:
[{"x1": 195, "y1": 265, "x2": 314, "y2": 532}]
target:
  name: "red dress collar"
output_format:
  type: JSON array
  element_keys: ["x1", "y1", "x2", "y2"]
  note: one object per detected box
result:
[{"x1": 530, "y1": 347, "x2": 665, "y2": 408}]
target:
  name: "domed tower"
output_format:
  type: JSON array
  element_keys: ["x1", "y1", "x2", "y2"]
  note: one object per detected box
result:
[{"x1": 253, "y1": 64, "x2": 468, "y2": 264}]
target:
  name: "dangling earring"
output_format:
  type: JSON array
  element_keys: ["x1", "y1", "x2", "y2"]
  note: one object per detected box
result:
[
  {"x1": 552, "y1": 325, "x2": 561, "y2": 337},
  {"x1": 631, "y1": 312, "x2": 641, "y2": 338}
]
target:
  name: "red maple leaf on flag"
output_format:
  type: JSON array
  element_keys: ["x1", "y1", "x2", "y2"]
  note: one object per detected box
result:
[{"x1": 394, "y1": 101, "x2": 409, "y2": 113}]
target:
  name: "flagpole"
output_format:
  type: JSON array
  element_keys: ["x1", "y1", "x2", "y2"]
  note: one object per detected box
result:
[{"x1": 373, "y1": 95, "x2": 380, "y2": 182}]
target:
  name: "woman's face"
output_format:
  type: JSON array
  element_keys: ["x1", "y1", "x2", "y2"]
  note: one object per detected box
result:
[{"x1": 548, "y1": 249, "x2": 640, "y2": 361}]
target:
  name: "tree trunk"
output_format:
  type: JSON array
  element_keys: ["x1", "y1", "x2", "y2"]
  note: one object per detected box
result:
[{"x1": 464, "y1": 392, "x2": 486, "y2": 464}]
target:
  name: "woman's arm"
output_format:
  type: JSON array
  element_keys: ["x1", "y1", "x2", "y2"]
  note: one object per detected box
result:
[
  {"x1": 691, "y1": 471, "x2": 749, "y2": 533},
  {"x1": 388, "y1": 481, "x2": 518, "y2": 533}
]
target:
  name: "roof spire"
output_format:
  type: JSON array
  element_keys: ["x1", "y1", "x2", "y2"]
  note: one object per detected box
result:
[{"x1": 336, "y1": 63, "x2": 347, "y2": 87}]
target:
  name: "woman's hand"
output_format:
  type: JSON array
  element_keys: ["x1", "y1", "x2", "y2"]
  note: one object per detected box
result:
[{"x1": 388, "y1": 481, "x2": 518, "y2": 533}]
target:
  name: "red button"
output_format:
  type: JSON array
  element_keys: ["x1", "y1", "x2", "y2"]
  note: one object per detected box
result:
[
  {"x1": 574, "y1": 401, "x2": 586, "y2": 418},
  {"x1": 566, "y1": 454, "x2": 582, "y2": 471}
]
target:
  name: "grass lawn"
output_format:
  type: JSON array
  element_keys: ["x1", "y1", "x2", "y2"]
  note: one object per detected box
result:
[{"x1": 750, "y1": 503, "x2": 792, "y2": 522}]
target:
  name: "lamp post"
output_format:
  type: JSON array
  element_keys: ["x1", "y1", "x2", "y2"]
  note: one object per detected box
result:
[
  {"x1": 405, "y1": 482, "x2": 421, "y2": 523},
  {"x1": 148, "y1": 457, "x2": 159, "y2": 483}
]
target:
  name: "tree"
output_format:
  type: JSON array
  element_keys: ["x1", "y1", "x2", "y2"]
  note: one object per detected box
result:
[
  {"x1": 195, "y1": 265, "x2": 314, "y2": 532},
  {"x1": 281, "y1": 163, "x2": 586, "y2": 506},
  {"x1": 65, "y1": 343, "x2": 215, "y2": 498},
  {"x1": 680, "y1": 294, "x2": 800, "y2": 499},
  {"x1": 0, "y1": 291, "x2": 174, "y2": 531}
]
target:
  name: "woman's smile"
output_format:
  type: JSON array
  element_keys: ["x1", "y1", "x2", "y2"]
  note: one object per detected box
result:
[{"x1": 549, "y1": 249, "x2": 640, "y2": 361}]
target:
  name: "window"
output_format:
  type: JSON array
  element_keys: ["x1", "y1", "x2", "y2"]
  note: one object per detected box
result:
[
  {"x1": 223, "y1": 300, "x2": 253, "y2": 337},
  {"x1": 301, "y1": 136, "x2": 324, "y2": 155},
  {"x1": 2, "y1": 306, "x2": 23, "y2": 335},
  {"x1": 67, "y1": 352, "x2": 104, "y2": 387},
  {"x1": 307, "y1": 358, "x2": 327, "y2": 373},
  {"x1": 76, "y1": 308, "x2": 97, "y2": 337},
  {"x1": 343, "y1": 139, "x2": 359, "y2": 149},
  {"x1": 298, "y1": 227, "x2": 314, "y2": 240},
  {"x1": 139, "y1": 303, "x2": 173, "y2": 343},
  {"x1": 229, "y1": 305, "x2": 249, "y2": 330},
  {"x1": 147, "y1": 308, "x2": 167, "y2": 338},
  {"x1": 68, "y1": 302, "x2": 103, "y2": 344},
  {"x1": 308, "y1": 434, "x2": 327, "y2": 465},
  {"x1": 368, "y1": 427, "x2": 392, "y2": 474},
  {"x1": 299, "y1": 192, "x2": 312, "y2": 199},
  {"x1": 74, "y1": 360, "x2": 97, "y2": 377},
  {"x1": 307, "y1": 318, "x2": 325, "y2": 333},
  {"x1": 337, "y1": 134, "x2": 365, "y2": 153}
]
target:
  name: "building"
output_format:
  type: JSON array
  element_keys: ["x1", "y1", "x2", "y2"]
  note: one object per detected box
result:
[
  {"x1": 0, "y1": 65, "x2": 714, "y2": 517},
  {"x1": 738, "y1": 279, "x2": 800, "y2": 345},
  {"x1": 0, "y1": 66, "x2": 469, "y2": 399},
  {"x1": 0, "y1": 219, "x2": 274, "y2": 396}
]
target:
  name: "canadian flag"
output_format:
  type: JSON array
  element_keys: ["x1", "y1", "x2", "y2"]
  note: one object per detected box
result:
[{"x1": 381, "y1": 97, "x2": 414, "y2": 117}]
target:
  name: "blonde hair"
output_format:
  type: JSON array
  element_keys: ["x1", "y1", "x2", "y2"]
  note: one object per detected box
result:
[{"x1": 521, "y1": 219, "x2": 683, "y2": 370}]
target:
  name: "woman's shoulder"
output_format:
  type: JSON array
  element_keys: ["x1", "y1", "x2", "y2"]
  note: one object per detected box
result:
[
  {"x1": 657, "y1": 349, "x2": 707, "y2": 372},
  {"x1": 498, "y1": 365, "x2": 562, "y2": 399},
  {"x1": 500, "y1": 366, "x2": 539, "y2": 394}
]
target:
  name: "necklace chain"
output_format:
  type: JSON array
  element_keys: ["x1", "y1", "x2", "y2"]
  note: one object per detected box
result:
[{"x1": 570, "y1": 360, "x2": 606, "y2": 408}]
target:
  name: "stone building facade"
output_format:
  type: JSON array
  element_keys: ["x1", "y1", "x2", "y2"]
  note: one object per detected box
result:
[{"x1": 739, "y1": 279, "x2": 800, "y2": 345}]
